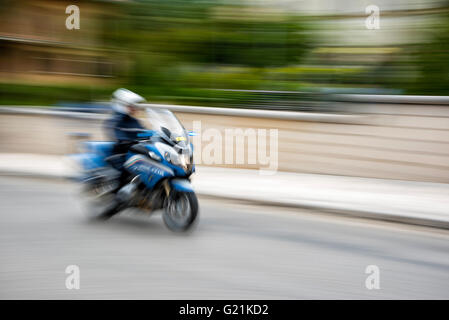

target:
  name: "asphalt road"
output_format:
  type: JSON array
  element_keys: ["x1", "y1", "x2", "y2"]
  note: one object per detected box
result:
[{"x1": 0, "y1": 176, "x2": 448, "y2": 299}]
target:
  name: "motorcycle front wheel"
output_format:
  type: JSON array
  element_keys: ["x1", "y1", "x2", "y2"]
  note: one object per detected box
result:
[{"x1": 163, "y1": 191, "x2": 199, "y2": 232}]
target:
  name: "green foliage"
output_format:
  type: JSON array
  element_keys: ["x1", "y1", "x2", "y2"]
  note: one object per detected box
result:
[
  {"x1": 3, "y1": 0, "x2": 448, "y2": 107},
  {"x1": 410, "y1": 11, "x2": 449, "y2": 95},
  {"x1": 0, "y1": 83, "x2": 115, "y2": 106},
  {"x1": 99, "y1": 0, "x2": 313, "y2": 104}
]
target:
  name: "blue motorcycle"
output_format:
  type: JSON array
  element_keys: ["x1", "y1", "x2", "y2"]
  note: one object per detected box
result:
[{"x1": 71, "y1": 107, "x2": 198, "y2": 232}]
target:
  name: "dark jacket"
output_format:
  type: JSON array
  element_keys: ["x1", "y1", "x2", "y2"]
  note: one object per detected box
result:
[{"x1": 104, "y1": 111, "x2": 145, "y2": 142}]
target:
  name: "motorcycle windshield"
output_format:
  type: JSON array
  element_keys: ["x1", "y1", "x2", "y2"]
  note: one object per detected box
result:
[{"x1": 144, "y1": 108, "x2": 189, "y2": 147}]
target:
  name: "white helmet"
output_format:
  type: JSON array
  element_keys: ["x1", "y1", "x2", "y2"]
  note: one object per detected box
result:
[{"x1": 111, "y1": 88, "x2": 146, "y2": 114}]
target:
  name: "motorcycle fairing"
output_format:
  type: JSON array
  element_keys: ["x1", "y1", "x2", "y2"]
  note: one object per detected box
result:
[{"x1": 124, "y1": 154, "x2": 174, "y2": 189}]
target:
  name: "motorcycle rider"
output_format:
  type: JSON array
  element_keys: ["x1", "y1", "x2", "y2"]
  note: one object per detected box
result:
[{"x1": 104, "y1": 88, "x2": 146, "y2": 196}]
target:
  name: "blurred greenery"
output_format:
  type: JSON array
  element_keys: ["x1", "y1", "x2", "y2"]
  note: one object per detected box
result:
[
  {"x1": 0, "y1": 83, "x2": 116, "y2": 106},
  {"x1": 410, "y1": 10, "x2": 449, "y2": 95},
  {"x1": 0, "y1": 0, "x2": 448, "y2": 107},
  {"x1": 106, "y1": 0, "x2": 314, "y2": 105},
  {"x1": 0, "y1": 0, "x2": 315, "y2": 106}
]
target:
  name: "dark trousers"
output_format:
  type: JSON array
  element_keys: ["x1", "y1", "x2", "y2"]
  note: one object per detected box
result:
[{"x1": 107, "y1": 141, "x2": 134, "y2": 190}]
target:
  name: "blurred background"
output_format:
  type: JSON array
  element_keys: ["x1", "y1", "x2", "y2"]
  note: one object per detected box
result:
[
  {"x1": 1, "y1": 0, "x2": 449, "y2": 181},
  {"x1": 0, "y1": 0, "x2": 449, "y2": 300},
  {"x1": 1, "y1": 0, "x2": 448, "y2": 107}
]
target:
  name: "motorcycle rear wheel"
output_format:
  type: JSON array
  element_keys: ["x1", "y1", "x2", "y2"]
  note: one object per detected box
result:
[{"x1": 81, "y1": 176, "x2": 121, "y2": 220}]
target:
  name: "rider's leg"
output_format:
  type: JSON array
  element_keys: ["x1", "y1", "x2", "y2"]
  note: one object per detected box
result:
[{"x1": 105, "y1": 141, "x2": 130, "y2": 192}]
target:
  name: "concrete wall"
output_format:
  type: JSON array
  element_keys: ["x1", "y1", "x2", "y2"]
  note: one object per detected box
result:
[{"x1": 1, "y1": 103, "x2": 449, "y2": 182}]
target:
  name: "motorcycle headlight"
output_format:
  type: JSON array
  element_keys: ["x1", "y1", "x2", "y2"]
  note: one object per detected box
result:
[
  {"x1": 164, "y1": 151, "x2": 179, "y2": 165},
  {"x1": 165, "y1": 151, "x2": 190, "y2": 169}
]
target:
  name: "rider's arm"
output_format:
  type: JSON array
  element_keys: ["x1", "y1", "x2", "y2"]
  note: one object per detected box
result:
[{"x1": 105, "y1": 113, "x2": 145, "y2": 141}]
